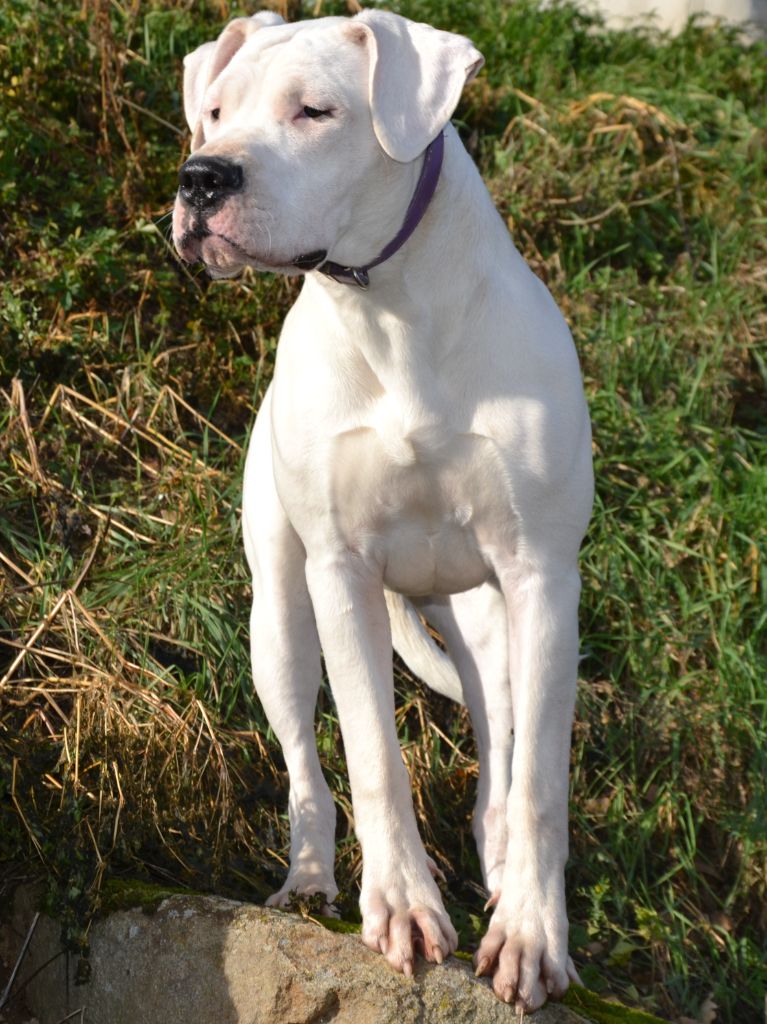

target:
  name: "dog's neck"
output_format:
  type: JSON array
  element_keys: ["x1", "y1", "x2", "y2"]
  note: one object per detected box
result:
[
  {"x1": 305, "y1": 123, "x2": 515, "y2": 311},
  {"x1": 317, "y1": 133, "x2": 445, "y2": 288},
  {"x1": 296, "y1": 124, "x2": 524, "y2": 409}
]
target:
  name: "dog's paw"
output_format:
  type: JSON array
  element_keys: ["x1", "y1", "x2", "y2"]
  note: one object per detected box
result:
[
  {"x1": 473, "y1": 892, "x2": 580, "y2": 1011},
  {"x1": 266, "y1": 875, "x2": 340, "y2": 918},
  {"x1": 359, "y1": 867, "x2": 457, "y2": 975}
]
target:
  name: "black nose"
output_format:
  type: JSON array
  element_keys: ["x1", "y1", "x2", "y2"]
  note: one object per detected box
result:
[{"x1": 178, "y1": 156, "x2": 243, "y2": 211}]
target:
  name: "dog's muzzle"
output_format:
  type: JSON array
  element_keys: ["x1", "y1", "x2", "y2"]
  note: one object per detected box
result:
[{"x1": 178, "y1": 156, "x2": 244, "y2": 212}]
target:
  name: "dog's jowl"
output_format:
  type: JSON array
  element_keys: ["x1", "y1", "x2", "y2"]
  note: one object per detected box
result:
[{"x1": 173, "y1": 9, "x2": 593, "y2": 1011}]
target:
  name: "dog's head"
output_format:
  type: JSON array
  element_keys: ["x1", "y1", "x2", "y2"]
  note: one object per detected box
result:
[{"x1": 172, "y1": 10, "x2": 483, "y2": 279}]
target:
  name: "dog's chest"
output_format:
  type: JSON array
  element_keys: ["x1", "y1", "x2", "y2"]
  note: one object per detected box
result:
[{"x1": 329, "y1": 405, "x2": 516, "y2": 596}]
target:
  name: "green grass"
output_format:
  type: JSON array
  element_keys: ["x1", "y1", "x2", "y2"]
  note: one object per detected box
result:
[{"x1": 1, "y1": 1, "x2": 765, "y2": 1021}]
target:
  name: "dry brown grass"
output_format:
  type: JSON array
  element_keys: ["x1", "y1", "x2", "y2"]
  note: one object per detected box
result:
[{"x1": 1, "y1": 376, "x2": 286, "y2": 971}]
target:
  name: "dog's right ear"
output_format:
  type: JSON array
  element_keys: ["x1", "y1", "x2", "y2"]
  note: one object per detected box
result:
[
  {"x1": 182, "y1": 41, "x2": 215, "y2": 140},
  {"x1": 182, "y1": 11, "x2": 284, "y2": 151}
]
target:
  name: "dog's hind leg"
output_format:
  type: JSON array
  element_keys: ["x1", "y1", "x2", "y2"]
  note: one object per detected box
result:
[
  {"x1": 416, "y1": 583, "x2": 513, "y2": 900},
  {"x1": 242, "y1": 386, "x2": 338, "y2": 910}
]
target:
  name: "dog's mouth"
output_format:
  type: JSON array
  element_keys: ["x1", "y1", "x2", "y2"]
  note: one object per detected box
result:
[
  {"x1": 174, "y1": 229, "x2": 241, "y2": 278},
  {"x1": 175, "y1": 218, "x2": 327, "y2": 279},
  {"x1": 291, "y1": 249, "x2": 328, "y2": 271}
]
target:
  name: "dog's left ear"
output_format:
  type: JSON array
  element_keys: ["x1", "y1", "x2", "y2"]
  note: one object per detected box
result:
[{"x1": 350, "y1": 10, "x2": 483, "y2": 163}]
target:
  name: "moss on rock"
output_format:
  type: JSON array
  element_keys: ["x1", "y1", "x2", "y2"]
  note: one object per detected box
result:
[
  {"x1": 99, "y1": 878, "x2": 192, "y2": 916},
  {"x1": 564, "y1": 985, "x2": 667, "y2": 1024}
]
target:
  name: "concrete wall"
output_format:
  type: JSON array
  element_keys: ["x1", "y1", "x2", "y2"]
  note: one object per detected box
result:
[{"x1": 581, "y1": 0, "x2": 767, "y2": 33}]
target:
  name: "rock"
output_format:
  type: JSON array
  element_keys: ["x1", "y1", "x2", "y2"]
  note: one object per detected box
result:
[{"x1": 4, "y1": 886, "x2": 594, "y2": 1024}]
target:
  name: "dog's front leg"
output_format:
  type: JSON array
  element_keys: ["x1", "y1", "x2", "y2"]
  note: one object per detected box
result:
[
  {"x1": 244, "y1": 389, "x2": 339, "y2": 910},
  {"x1": 475, "y1": 565, "x2": 582, "y2": 1011},
  {"x1": 305, "y1": 555, "x2": 458, "y2": 974}
]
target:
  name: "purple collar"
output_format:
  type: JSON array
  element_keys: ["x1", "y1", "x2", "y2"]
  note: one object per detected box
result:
[{"x1": 294, "y1": 132, "x2": 445, "y2": 289}]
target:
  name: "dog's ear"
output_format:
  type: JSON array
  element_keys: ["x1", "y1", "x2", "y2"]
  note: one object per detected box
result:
[
  {"x1": 182, "y1": 41, "x2": 216, "y2": 138},
  {"x1": 183, "y1": 11, "x2": 285, "y2": 150},
  {"x1": 350, "y1": 10, "x2": 483, "y2": 163}
]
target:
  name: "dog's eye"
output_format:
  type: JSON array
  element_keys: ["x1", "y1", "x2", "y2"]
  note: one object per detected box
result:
[
  {"x1": 210, "y1": 108, "x2": 221, "y2": 121},
  {"x1": 302, "y1": 105, "x2": 330, "y2": 119}
]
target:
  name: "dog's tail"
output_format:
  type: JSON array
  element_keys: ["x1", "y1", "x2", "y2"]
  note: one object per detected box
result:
[{"x1": 384, "y1": 591, "x2": 464, "y2": 705}]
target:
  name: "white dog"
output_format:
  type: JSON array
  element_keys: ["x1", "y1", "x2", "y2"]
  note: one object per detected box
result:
[{"x1": 173, "y1": 9, "x2": 593, "y2": 1011}]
